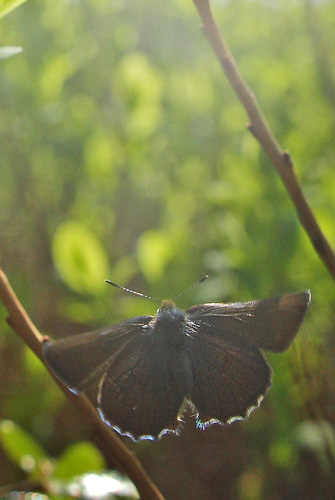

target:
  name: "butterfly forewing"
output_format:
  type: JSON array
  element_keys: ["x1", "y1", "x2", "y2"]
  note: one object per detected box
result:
[
  {"x1": 186, "y1": 291, "x2": 311, "y2": 352},
  {"x1": 43, "y1": 316, "x2": 153, "y2": 391}
]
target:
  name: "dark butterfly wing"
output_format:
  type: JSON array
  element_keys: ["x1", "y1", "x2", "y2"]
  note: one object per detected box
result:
[
  {"x1": 43, "y1": 316, "x2": 184, "y2": 441},
  {"x1": 97, "y1": 338, "x2": 185, "y2": 440},
  {"x1": 186, "y1": 291, "x2": 311, "y2": 352},
  {"x1": 189, "y1": 329, "x2": 271, "y2": 426},
  {"x1": 43, "y1": 316, "x2": 153, "y2": 392}
]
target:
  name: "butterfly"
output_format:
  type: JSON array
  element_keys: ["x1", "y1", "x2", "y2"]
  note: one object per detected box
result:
[{"x1": 43, "y1": 285, "x2": 311, "y2": 441}]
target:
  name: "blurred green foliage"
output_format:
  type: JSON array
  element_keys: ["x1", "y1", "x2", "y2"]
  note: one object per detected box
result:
[
  {"x1": 0, "y1": 420, "x2": 47, "y2": 475},
  {"x1": 0, "y1": 420, "x2": 137, "y2": 498},
  {"x1": 0, "y1": 0, "x2": 27, "y2": 20},
  {"x1": 1, "y1": 0, "x2": 335, "y2": 498},
  {"x1": 52, "y1": 220, "x2": 110, "y2": 295}
]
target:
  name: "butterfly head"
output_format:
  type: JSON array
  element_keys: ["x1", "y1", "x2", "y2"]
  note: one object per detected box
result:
[
  {"x1": 157, "y1": 299, "x2": 176, "y2": 312},
  {"x1": 156, "y1": 299, "x2": 185, "y2": 323}
]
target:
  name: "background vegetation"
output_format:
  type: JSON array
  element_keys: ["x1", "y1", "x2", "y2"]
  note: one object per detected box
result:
[{"x1": 1, "y1": 0, "x2": 335, "y2": 498}]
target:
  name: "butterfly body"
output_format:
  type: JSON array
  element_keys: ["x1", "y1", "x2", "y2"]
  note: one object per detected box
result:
[
  {"x1": 44, "y1": 290, "x2": 311, "y2": 441},
  {"x1": 148, "y1": 300, "x2": 198, "y2": 399},
  {"x1": 148, "y1": 300, "x2": 189, "y2": 347}
]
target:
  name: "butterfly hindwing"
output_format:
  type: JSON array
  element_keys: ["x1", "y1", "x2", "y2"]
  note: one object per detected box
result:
[
  {"x1": 188, "y1": 326, "x2": 271, "y2": 426},
  {"x1": 97, "y1": 334, "x2": 186, "y2": 440}
]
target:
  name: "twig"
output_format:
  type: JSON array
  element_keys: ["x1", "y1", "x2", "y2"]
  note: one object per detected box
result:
[
  {"x1": 0, "y1": 267, "x2": 165, "y2": 500},
  {"x1": 192, "y1": 0, "x2": 335, "y2": 282}
]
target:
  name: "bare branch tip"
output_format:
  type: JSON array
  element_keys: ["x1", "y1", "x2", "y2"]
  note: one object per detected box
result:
[
  {"x1": 247, "y1": 123, "x2": 259, "y2": 140},
  {"x1": 6, "y1": 316, "x2": 13, "y2": 327},
  {"x1": 283, "y1": 150, "x2": 293, "y2": 168}
]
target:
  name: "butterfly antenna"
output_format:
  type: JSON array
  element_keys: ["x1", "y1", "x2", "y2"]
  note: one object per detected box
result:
[
  {"x1": 105, "y1": 280, "x2": 161, "y2": 303},
  {"x1": 173, "y1": 275, "x2": 209, "y2": 300}
]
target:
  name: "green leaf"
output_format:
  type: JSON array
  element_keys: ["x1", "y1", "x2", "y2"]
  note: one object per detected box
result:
[
  {"x1": 0, "y1": 420, "x2": 47, "y2": 472},
  {"x1": 0, "y1": 0, "x2": 27, "y2": 19},
  {"x1": 52, "y1": 221, "x2": 109, "y2": 295},
  {"x1": 115, "y1": 52, "x2": 163, "y2": 139},
  {"x1": 52, "y1": 441, "x2": 106, "y2": 480},
  {"x1": 137, "y1": 230, "x2": 174, "y2": 281},
  {"x1": 0, "y1": 46, "x2": 22, "y2": 60},
  {"x1": 269, "y1": 439, "x2": 298, "y2": 469}
]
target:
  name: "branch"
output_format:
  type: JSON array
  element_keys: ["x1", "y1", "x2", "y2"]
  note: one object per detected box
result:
[
  {"x1": 0, "y1": 267, "x2": 165, "y2": 500},
  {"x1": 192, "y1": 0, "x2": 335, "y2": 282}
]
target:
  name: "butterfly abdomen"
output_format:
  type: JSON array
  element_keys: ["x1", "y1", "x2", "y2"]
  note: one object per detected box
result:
[{"x1": 147, "y1": 300, "x2": 193, "y2": 397}]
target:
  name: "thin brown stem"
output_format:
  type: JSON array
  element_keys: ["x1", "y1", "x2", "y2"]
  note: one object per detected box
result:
[
  {"x1": 0, "y1": 267, "x2": 165, "y2": 500},
  {"x1": 192, "y1": 0, "x2": 335, "y2": 281}
]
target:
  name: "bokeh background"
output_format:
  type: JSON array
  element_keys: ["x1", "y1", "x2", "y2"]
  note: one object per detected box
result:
[{"x1": 1, "y1": 0, "x2": 335, "y2": 498}]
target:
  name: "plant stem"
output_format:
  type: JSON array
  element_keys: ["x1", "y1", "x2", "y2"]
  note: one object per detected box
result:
[
  {"x1": 192, "y1": 0, "x2": 335, "y2": 282},
  {"x1": 0, "y1": 267, "x2": 165, "y2": 500}
]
